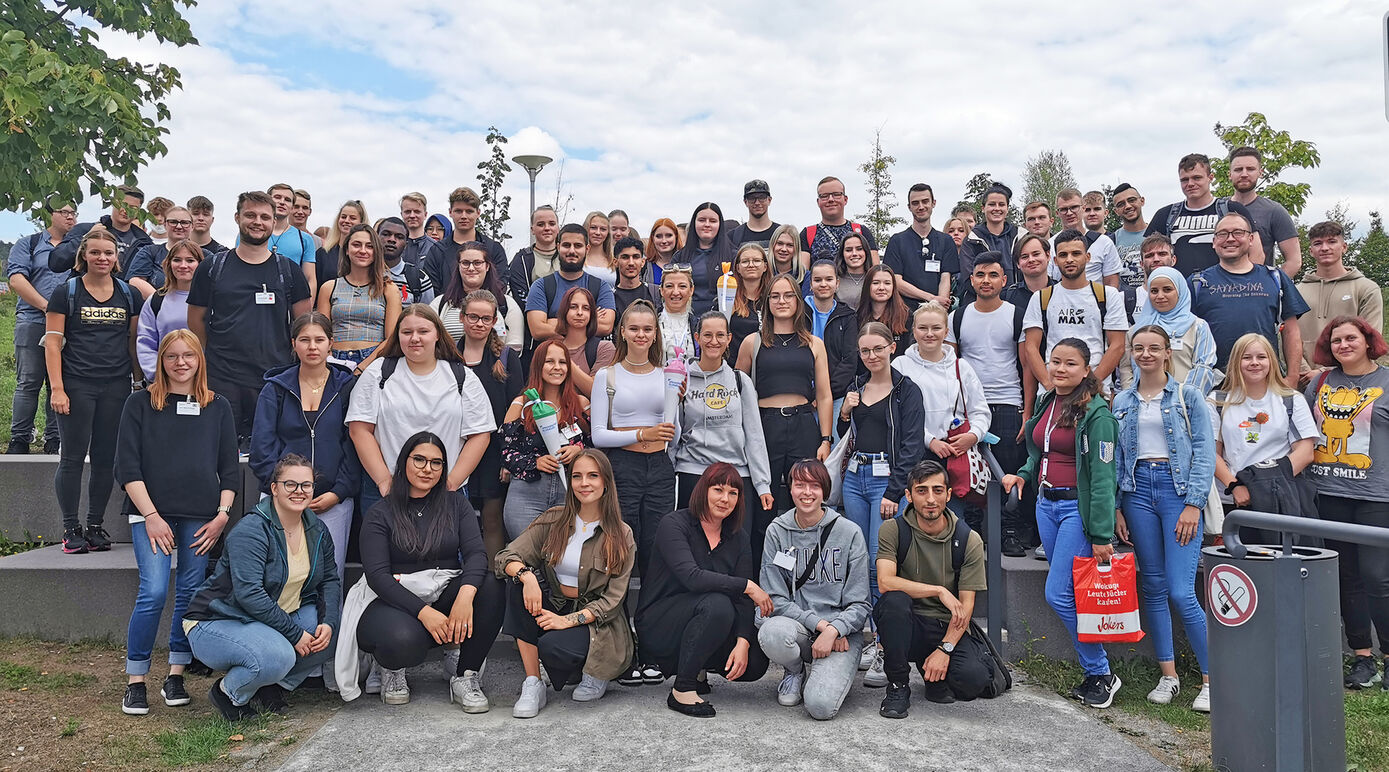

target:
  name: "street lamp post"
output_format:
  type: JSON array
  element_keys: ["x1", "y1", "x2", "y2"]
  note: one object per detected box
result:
[{"x1": 511, "y1": 154, "x2": 553, "y2": 228}]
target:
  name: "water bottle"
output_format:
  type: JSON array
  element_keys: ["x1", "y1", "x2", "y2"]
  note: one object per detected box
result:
[
  {"x1": 717, "y1": 261, "x2": 738, "y2": 315},
  {"x1": 525, "y1": 388, "x2": 567, "y2": 485},
  {"x1": 663, "y1": 350, "x2": 687, "y2": 425}
]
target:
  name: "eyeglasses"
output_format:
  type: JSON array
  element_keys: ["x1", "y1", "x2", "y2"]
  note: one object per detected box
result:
[
  {"x1": 858, "y1": 344, "x2": 891, "y2": 358},
  {"x1": 1057, "y1": 204, "x2": 1082, "y2": 214},
  {"x1": 459, "y1": 260, "x2": 487, "y2": 269},
  {"x1": 276, "y1": 480, "x2": 313, "y2": 493},
  {"x1": 463, "y1": 313, "x2": 495, "y2": 325},
  {"x1": 738, "y1": 257, "x2": 766, "y2": 266},
  {"x1": 409, "y1": 454, "x2": 445, "y2": 471},
  {"x1": 163, "y1": 219, "x2": 192, "y2": 228},
  {"x1": 817, "y1": 192, "x2": 846, "y2": 201},
  {"x1": 745, "y1": 194, "x2": 770, "y2": 202},
  {"x1": 54, "y1": 209, "x2": 77, "y2": 217},
  {"x1": 162, "y1": 351, "x2": 198, "y2": 362},
  {"x1": 1214, "y1": 229, "x2": 1250, "y2": 240}
]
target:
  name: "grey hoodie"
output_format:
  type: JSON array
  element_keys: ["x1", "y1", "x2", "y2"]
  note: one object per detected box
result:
[
  {"x1": 759, "y1": 507, "x2": 870, "y2": 637},
  {"x1": 675, "y1": 360, "x2": 773, "y2": 496}
]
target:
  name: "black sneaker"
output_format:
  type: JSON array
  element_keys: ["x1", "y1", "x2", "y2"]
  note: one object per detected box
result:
[
  {"x1": 42, "y1": 438, "x2": 60, "y2": 454},
  {"x1": 122, "y1": 682, "x2": 149, "y2": 715},
  {"x1": 208, "y1": 678, "x2": 256, "y2": 721},
  {"x1": 924, "y1": 680, "x2": 956, "y2": 704},
  {"x1": 6, "y1": 441, "x2": 29, "y2": 455},
  {"x1": 1071, "y1": 674, "x2": 1101, "y2": 700},
  {"x1": 84, "y1": 526, "x2": 112, "y2": 552},
  {"x1": 617, "y1": 666, "x2": 644, "y2": 687},
  {"x1": 880, "y1": 682, "x2": 911, "y2": 718},
  {"x1": 641, "y1": 664, "x2": 664, "y2": 685},
  {"x1": 161, "y1": 675, "x2": 191, "y2": 707},
  {"x1": 62, "y1": 526, "x2": 88, "y2": 554},
  {"x1": 1001, "y1": 534, "x2": 1028, "y2": 558},
  {"x1": 1382, "y1": 659, "x2": 1388, "y2": 691},
  {"x1": 1082, "y1": 673, "x2": 1121, "y2": 708},
  {"x1": 185, "y1": 658, "x2": 214, "y2": 678},
  {"x1": 252, "y1": 684, "x2": 288, "y2": 714},
  {"x1": 1346, "y1": 655, "x2": 1382, "y2": 689}
]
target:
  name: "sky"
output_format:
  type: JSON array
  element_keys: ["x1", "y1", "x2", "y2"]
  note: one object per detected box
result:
[{"x1": 4, "y1": 0, "x2": 1389, "y2": 247}]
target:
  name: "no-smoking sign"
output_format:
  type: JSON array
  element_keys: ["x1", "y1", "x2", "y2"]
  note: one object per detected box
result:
[{"x1": 1208, "y1": 565, "x2": 1259, "y2": 627}]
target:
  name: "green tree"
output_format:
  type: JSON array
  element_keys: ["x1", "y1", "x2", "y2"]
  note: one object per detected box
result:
[
  {"x1": 955, "y1": 172, "x2": 1020, "y2": 225},
  {"x1": 1020, "y1": 149, "x2": 1077, "y2": 217},
  {"x1": 475, "y1": 126, "x2": 512, "y2": 243},
  {"x1": 1210, "y1": 111, "x2": 1320, "y2": 217},
  {"x1": 856, "y1": 129, "x2": 904, "y2": 240},
  {"x1": 1353, "y1": 210, "x2": 1389, "y2": 288},
  {"x1": 1100, "y1": 184, "x2": 1123, "y2": 235},
  {"x1": 0, "y1": 1, "x2": 196, "y2": 215}
]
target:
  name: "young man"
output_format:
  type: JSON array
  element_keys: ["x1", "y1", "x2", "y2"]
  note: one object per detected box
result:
[
  {"x1": 1294, "y1": 221, "x2": 1380, "y2": 370},
  {"x1": 1228, "y1": 146, "x2": 1302, "y2": 277},
  {"x1": 6, "y1": 203, "x2": 74, "y2": 454},
  {"x1": 1146, "y1": 153, "x2": 1262, "y2": 277},
  {"x1": 801, "y1": 176, "x2": 879, "y2": 265},
  {"x1": 1128, "y1": 234, "x2": 1178, "y2": 318},
  {"x1": 946, "y1": 254, "x2": 1030, "y2": 555},
  {"x1": 803, "y1": 260, "x2": 859, "y2": 429},
  {"x1": 125, "y1": 206, "x2": 210, "y2": 297},
  {"x1": 1190, "y1": 212, "x2": 1308, "y2": 383},
  {"x1": 1051, "y1": 189, "x2": 1120, "y2": 286},
  {"x1": 727, "y1": 179, "x2": 781, "y2": 249},
  {"x1": 187, "y1": 191, "x2": 313, "y2": 449},
  {"x1": 1002, "y1": 235, "x2": 1053, "y2": 311},
  {"x1": 950, "y1": 204, "x2": 977, "y2": 232},
  {"x1": 883, "y1": 183, "x2": 957, "y2": 307},
  {"x1": 399, "y1": 192, "x2": 435, "y2": 256},
  {"x1": 964, "y1": 184, "x2": 1024, "y2": 269},
  {"x1": 611, "y1": 236, "x2": 659, "y2": 319},
  {"x1": 1082, "y1": 191, "x2": 1108, "y2": 237},
  {"x1": 376, "y1": 217, "x2": 435, "y2": 305},
  {"x1": 1023, "y1": 201, "x2": 1053, "y2": 239},
  {"x1": 289, "y1": 189, "x2": 323, "y2": 250},
  {"x1": 1108, "y1": 183, "x2": 1148, "y2": 317},
  {"x1": 49, "y1": 185, "x2": 152, "y2": 275},
  {"x1": 424, "y1": 186, "x2": 508, "y2": 291},
  {"x1": 1022, "y1": 230, "x2": 1127, "y2": 392},
  {"x1": 524, "y1": 223, "x2": 616, "y2": 339},
  {"x1": 507, "y1": 205, "x2": 561, "y2": 307},
  {"x1": 187, "y1": 196, "x2": 225, "y2": 254},
  {"x1": 263, "y1": 183, "x2": 317, "y2": 294},
  {"x1": 875, "y1": 460, "x2": 991, "y2": 716}
]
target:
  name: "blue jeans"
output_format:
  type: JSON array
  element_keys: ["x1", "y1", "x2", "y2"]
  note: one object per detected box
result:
[
  {"x1": 1036, "y1": 495, "x2": 1111, "y2": 676},
  {"x1": 1122, "y1": 461, "x2": 1208, "y2": 673},
  {"x1": 186, "y1": 605, "x2": 330, "y2": 706},
  {"x1": 9, "y1": 321, "x2": 58, "y2": 445},
  {"x1": 842, "y1": 459, "x2": 890, "y2": 605},
  {"x1": 126, "y1": 518, "x2": 210, "y2": 674}
]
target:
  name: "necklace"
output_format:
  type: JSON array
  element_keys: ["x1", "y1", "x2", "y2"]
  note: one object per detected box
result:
[
  {"x1": 302, "y1": 373, "x2": 328, "y2": 393},
  {"x1": 1343, "y1": 365, "x2": 1379, "y2": 389},
  {"x1": 623, "y1": 357, "x2": 650, "y2": 368}
]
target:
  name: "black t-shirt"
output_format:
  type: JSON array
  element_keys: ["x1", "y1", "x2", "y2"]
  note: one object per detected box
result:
[
  {"x1": 47, "y1": 278, "x2": 142, "y2": 381},
  {"x1": 883, "y1": 227, "x2": 960, "y2": 306},
  {"x1": 728, "y1": 221, "x2": 781, "y2": 250},
  {"x1": 1145, "y1": 198, "x2": 1256, "y2": 277},
  {"x1": 187, "y1": 250, "x2": 311, "y2": 388},
  {"x1": 613, "y1": 282, "x2": 660, "y2": 321},
  {"x1": 800, "y1": 221, "x2": 879, "y2": 264}
]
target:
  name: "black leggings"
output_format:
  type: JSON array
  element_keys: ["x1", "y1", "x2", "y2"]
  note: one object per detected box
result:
[
  {"x1": 1320, "y1": 495, "x2": 1389, "y2": 655},
  {"x1": 757, "y1": 405, "x2": 821, "y2": 558},
  {"x1": 637, "y1": 591, "x2": 768, "y2": 692},
  {"x1": 357, "y1": 576, "x2": 506, "y2": 674},
  {"x1": 504, "y1": 581, "x2": 590, "y2": 691},
  {"x1": 609, "y1": 448, "x2": 675, "y2": 578},
  {"x1": 54, "y1": 375, "x2": 128, "y2": 530}
]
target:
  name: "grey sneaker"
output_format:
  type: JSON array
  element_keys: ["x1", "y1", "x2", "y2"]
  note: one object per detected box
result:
[
  {"x1": 863, "y1": 646, "x2": 888, "y2": 688},
  {"x1": 442, "y1": 647, "x2": 460, "y2": 680},
  {"x1": 513, "y1": 675, "x2": 547, "y2": 718},
  {"x1": 380, "y1": 667, "x2": 410, "y2": 705},
  {"x1": 449, "y1": 670, "x2": 489, "y2": 713},
  {"x1": 1033, "y1": 544, "x2": 1047, "y2": 561},
  {"x1": 858, "y1": 641, "x2": 878, "y2": 671},
  {"x1": 572, "y1": 673, "x2": 609, "y2": 702},
  {"x1": 777, "y1": 668, "x2": 805, "y2": 707},
  {"x1": 364, "y1": 657, "x2": 382, "y2": 694}
]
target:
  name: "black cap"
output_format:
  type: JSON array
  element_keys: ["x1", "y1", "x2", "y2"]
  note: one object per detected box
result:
[{"x1": 744, "y1": 179, "x2": 770, "y2": 197}]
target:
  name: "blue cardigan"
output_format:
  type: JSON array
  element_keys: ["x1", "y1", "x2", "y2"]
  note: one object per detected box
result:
[{"x1": 250, "y1": 362, "x2": 360, "y2": 501}]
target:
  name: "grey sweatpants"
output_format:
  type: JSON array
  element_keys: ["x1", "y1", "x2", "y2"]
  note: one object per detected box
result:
[{"x1": 758, "y1": 615, "x2": 863, "y2": 720}]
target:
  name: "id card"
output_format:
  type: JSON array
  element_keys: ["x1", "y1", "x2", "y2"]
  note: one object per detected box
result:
[
  {"x1": 872, "y1": 459, "x2": 890, "y2": 477},
  {"x1": 561, "y1": 422, "x2": 582, "y2": 441},
  {"x1": 772, "y1": 549, "x2": 797, "y2": 570},
  {"x1": 1170, "y1": 337, "x2": 1185, "y2": 350},
  {"x1": 255, "y1": 291, "x2": 275, "y2": 305},
  {"x1": 176, "y1": 400, "x2": 201, "y2": 416},
  {"x1": 922, "y1": 259, "x2": 941, "y2": 274}
]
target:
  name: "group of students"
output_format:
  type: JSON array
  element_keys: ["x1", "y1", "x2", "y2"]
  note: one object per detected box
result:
[{"x1": 13, "y1": 153, "x2": 1388, "y2": 723}]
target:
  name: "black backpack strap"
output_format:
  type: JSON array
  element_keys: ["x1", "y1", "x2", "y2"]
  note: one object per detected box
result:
[
  {"x1": 447, "y1": 360, "x2": 470, "y2": 394},
  {"x1": 542, "y1": 273, "x2": 559, "y2": 311},
  {"x1": 895, "y1": 515, "x2": 910, "y2": 568},
  {"x1": 794, "y1": 517, "x2": 839, "y2": 592},
  {"x1": 150, "y1": 292, "x2": 164, "y2": 316},
  {"x1": 379, "y1": 356, "x2": 400, "y2": 388},
  {"x1": 584, "y1": 337, "x2": 601, "y2": 370},
  {"x1": 952, "y1": 305, "x2": 967, "y2": 351},
  {"x1": 28, "y1": 232, "x2": 42, "y2": 256},
  {"x1": 950, "y1": 516, "x2": 972, "y2": 596}
]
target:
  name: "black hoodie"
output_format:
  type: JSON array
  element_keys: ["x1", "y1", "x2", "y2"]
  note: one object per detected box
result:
[{"x1": 49, "y1": 215, "x2": 152, "y2": 276}]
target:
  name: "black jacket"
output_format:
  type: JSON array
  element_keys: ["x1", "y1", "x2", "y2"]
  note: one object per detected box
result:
[
  {"x1": 49, "y1": 216, "x2": 152, "y2": 275},
  {"x1": 836, "y1": 368, "x2": 927, "y2": 502},
  {"x1": 806, "y1": 301, "x2": 859, "y2": 399},
  {"x1": 636, "y1": 509, "x2": 757, "y2": 643},
  {"x1": 423, "y1": 233, "x2": 507, "y2": 293}
]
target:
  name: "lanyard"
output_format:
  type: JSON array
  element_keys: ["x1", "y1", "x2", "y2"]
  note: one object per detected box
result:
[{"x1": 1040, "y1": 400, "x2": 1062, "y2": 486}]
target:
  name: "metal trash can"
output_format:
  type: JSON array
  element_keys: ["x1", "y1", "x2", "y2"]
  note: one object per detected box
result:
[{"x1": 1204, "y1": 544, "x2": 1343, "y2": 772}]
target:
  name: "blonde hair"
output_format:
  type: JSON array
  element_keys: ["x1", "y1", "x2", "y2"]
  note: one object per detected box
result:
[
  {"x1": 75, "y1": 229, "x2": 121, "y2": 274},
  {"x1": 583, "y1": 211, "x2": 613, "y2": 264},
  {"x1": 148, "y1": 329, "x2": 213, "y2": 409},
  {"x1": 911, "y1": 299, "x2": 950, "y2": 326},
  {"x1": 1216, "y1": 333, "x2": 1296, "y2": 407},
  {"x1": 324, "y1": 200, "x2": 369, "y2": 251}
]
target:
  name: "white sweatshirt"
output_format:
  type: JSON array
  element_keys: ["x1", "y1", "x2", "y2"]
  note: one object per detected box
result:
[{"x1": 892, "y1": 345, "x2": 992, "y2": 444}]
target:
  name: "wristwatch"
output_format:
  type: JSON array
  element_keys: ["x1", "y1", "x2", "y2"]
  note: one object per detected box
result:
[
  {"x1": 820, "y1": 435, "x2": 833, "y2": 445},
  {"x1": 938, "y1": 641, "x2": 955, "y2": 654},
  {"x1": 511, "y1": 566, "x2": 534, "y2": 584},
  {"x1": 216, "y1": 505, "x2": 232, "y2": 516}
]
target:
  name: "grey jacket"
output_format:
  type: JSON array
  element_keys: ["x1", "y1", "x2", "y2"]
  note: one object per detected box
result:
[
  {"x1": 759, "y1": 507, "x2": 870, "y2": 638},
  {"x1": 675, "y1": 360, "x2": 773, "y2": 496}
]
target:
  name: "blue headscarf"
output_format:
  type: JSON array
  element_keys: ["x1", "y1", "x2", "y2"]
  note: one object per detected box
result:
[
  {"x1": 427, "y1": 213, "x2": 452, "y2": 242},
  {"x1": 1132, "y1": 266, "x2": 1198, "y2": 337}
]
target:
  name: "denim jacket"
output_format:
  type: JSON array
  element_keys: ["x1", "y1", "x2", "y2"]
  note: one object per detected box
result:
[{"x1": 1111, "y1": 375, "x2": 1216, "y2": 508}]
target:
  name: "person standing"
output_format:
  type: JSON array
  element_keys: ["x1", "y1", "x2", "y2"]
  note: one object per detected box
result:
[
  {"x1": 1051, "y1": 189, "x2": 1120, "y2": 287},
  {"x1": 1109, "y1": 184, "x2": 1150, "y2": 320},
  {"x1": 803, "y1": 260, "x2": 859, "y2": 431},
  {"x1": 376, "y1": 217, "x2": 435, "y2": 306},
  {"x1": 962, "y1": 184, "x2": 1023, "y2": 270},
  {"x1": 727, "y1": 179, "x2": 781, "y2": 250},
  {"x1": 7, "y1": 202, "x2": 74, "y2": 454},
  {"x1": 1125, "y1": 267, "x2": 1220, "y2": 395},
  {"x1": 1022, "y1": 230, "x2": 1127, "y2": 394},
  {"x1": 674, "y1": 202, "x2": 736, "y2": 316},
  {"x1": 135, "y1": 240, "x2": 204, "y2": 381},
  {"x1": 581, "y1": 211, "x2": 617, "y2": 287},
  {"x1": 801, "y1": 177, "x2": 879, "y2": 265},
  {"x1": 882, "y1": 184, "x2": 957, "y2": 308},
  {"x1": 317, "y1": 225, "x2": 402, "y2": 374},
  {"x1": 1296, "y1": 221, "x2": 1383, "y2": 373},
  {"x1": 508, "y1": 205, "x2": 561, "y2": 308},
  {"x1": 398, "y1": 192, "x2": 436, "y2": 257},
  {"x1": 423, "y1": 187, "x2": 508, "y2": 289},
  {"x1": 1227, "y1": 146, "x2": 1302, "y2": 277},
  {"x1": 48, "y1": 185, "x2": 151, "y2": 276},
  {"x1": 1145, "y1": 153, "x2": 1262, "y2": 277},
  {"x1": 612, "y1": 236, "x2": 661, "y2": 321}
]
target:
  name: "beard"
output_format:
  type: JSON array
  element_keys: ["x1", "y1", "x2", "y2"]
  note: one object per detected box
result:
[{"x1": 240, "y1": 228, "x2": 270, "y2": 246}]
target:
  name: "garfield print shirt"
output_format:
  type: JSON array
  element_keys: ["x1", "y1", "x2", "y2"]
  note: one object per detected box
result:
[{"x1": 1305, "y1": 366, "x2": 1389, "y2": 501}]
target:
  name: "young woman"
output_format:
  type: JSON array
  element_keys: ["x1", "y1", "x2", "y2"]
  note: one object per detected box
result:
[
  {"x1": 314, "y1": 200, "x2": 369, "y2": 287},
  {"x1": 432, "y1": 241, "x2": 522, "y2": 351},
  {"x1": 183, "y1": 454, "x2": 341, "y2": 721},
  {"x1": 659, "y1": 265, "x2": 697, "y2": 364},
  {"x1": 347, "y1": 305, "x2": 497, "y2": 518},
  {"x1": 1112, "y1": 325, "x2": 1215, "y2": 712},
  {"x1": 553, "y1": 286, "x2": 616, "y2": 396},
  {"x1": 637, "y1": 463, "x2": 774, "y2": 717},
  {"x1": 834, "y1": 232, "x2": 872, "y2": 311},
  {"x1": 353, "y1": 433, "x2": 506, "y2": 710},
  {"x1": 726, "y1": 243, "x2": 770, "y2": 356},
  {"x1": 607, "y1": 209, "x2": 632, "y2": 243},
  {"x1": 425, "y1": 213, "x2": 451, "y2": 243},
  {"x1": 45, "y1": 228, "x2": 143, "y2": 554},
  {"x1": 454, "y1": 290, "x2": 525, "y2": 558},
  {"x1": 735, "y1": 274, "x2": 834, "y2": 555},
  {"x1": 944, "y1": 217, "x2": 969, "y2": 250},
  {"x1": 1002, "y1": 338, "x2": 1122, "y2": 709},
  {"x1": 497, "y1": 449, "x2": 636, "y2": 718},
  {"x1": 675, "y1": 312, "x2": 775, "y2": 513},
  {"x1": 1306, "y1": 316, "x2": 1389, "y2": 690},
  {"x1": 674, "y1": 202, "x2": 735, "y2": 315},
  {"x1": 768, "y1": 224, "x2": 807, "y2": 287},
  {"x1": 317, "y1": 224, "x2": 401, "y2": 374},
  {"x1": 582, "y1": 211, "x2": 616, "y2": 286},
  {"x1": 136, "y1": 239, "x2": 203, "y2": 380},
  {"x1": 501, "y1": 338, "x2": 591, "y2": 540},
  {"x1": 1125, "y1": 266, "x2": 1219, "y2": 394},
  {"x1": 856, "y1": 264, "x2": 913, "y2": 361},
  {"x1": 758, "y1": 459, "x2": 870, "y2": 721},
  {"x1": 116, "y1": 330, "x2": 238, "y2": 716},
  {"x1": 892, "y1": 302, "x2": 991, "y2": 470},
  {"x1": 644, "y1": 217, "x2": 683, "y2": 286}
]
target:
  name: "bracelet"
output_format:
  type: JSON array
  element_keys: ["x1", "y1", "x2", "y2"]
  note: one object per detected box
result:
[
  {"x1": 142, "y1": 511, "x2": 158, "y2": 519},
  {"x1": 216, "y1": 505, "x2": 232, "y2": 515},
  {"x1": 820, "y1": 435, "x2": 832, "y2": 445},
  {"x1": 637, "y1": 428, "x2": 644, "y2": 442}
]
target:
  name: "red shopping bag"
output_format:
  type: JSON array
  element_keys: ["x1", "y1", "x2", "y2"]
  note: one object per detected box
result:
[{"x1": 1072, "y1": 553, "x2": 1145, "y2": 643}]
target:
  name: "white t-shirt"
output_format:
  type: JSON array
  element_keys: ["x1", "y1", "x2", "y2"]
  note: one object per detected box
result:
[
  {"x1": 346, "y1": 357, "x2": 498, "y2": 477},
  {"x1": 1047, "y1": 233, "x2": 1122, "y2": 282},
  {"x1": 1022, "y1": 282, "x2": 1128, "y2": 367},
  {"x1": 946, "y1": 302, "x2": 1023, "y2": 406},
  {"x1": 1208, "y1": 389, "x2": 1318, "y2": 476}
]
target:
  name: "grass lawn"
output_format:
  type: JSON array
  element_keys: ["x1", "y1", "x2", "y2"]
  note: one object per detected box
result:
[{"x1": 0, "y1": 290, "x2": 48, "y2": 448}]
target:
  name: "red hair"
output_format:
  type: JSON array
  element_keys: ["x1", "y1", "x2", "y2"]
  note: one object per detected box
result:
[
  {"x1": 524, "y1": 338, "x2": 588, "y2": 435},
  {"x1": 646, "y1": 217, "x2": 684, "y2": 261},
  {"x1": 1313, "y1": 315, "x2": 1389, "y2": 368},
  {"x1": 553, "y1": 286, "x2": 598, "y2": 339},
  {"x1": 688, "y1": 462, "x2": 745, "y2": 533}
]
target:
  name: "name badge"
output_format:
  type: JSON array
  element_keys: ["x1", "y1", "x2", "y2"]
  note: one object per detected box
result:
[
  {"x1": 923, "y1": 259, "x2": 941, "y2": 274},
  {"x1": 1171, "y1": 337, "x2": 1185, "y2": 350},
  {"x1": 561, "y1": 423, "x2": 582, "y2": 441},
  {"x1": 772, "y1": 549, "x2": 797, "y2": 571},
  {"x1": 254, "y1": 291, "x2": 275, "y2": 305},
  {"x1": 176, "y1": 400, "x2": 201, "y2": 416},
  {"x1": 872, "y1": 459, "x2": 891, "y2": 477}
]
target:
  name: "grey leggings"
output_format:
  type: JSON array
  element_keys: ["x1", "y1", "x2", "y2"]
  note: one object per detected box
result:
[{"x1": 758, "y1": 616, "x2": 862, "y2": 720}]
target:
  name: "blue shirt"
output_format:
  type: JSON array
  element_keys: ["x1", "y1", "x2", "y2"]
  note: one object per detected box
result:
[
  {"x1": 6, "y1": 231, "x2": 65, "y2": 324},
  {"x1": 524, "y1": 272, "x2": 616, "y2": 317},
  {"x1": 808, "y1": 296, "x2": 834, "y2": 339},
  {"x1": 1189, "y1": 263, "x2": 1309, "y2": 368},
  {"x1": 245, "y1": 226, "x2": 315, "y2": 265}
]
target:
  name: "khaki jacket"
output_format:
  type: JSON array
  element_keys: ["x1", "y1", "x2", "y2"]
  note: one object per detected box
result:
[{"x1": 495, "y1": 507, "x2": 636, "y2": 681}]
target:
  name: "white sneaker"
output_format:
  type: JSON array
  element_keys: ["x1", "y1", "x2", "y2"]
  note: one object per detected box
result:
[
  {"x1": 859, "y1": 641, "x2": 878, "y2": 671},
  {"x1": 863, "y1": 646, "x2": 888, "y2": 688},
  {"x1": 1146, "y1": 675, "x2": 1181, "y2": 705},
  {"x1": 380, "y1": 667, "x2": 410, "y2": 705},
  {"x1": 1033, "y1": 544, "x2": 1047, "y2": 561},
  {"x1": 442, "y1": 647, "x2": 460, "y2": 681},
  {"x1": 449, "y1": 669, "x2": 489, "y2": 713},
  {"x1": 513, "y1": 675, "x2": 548, "y2": 718},
  {"x1": 777, "y1": 668, "x2": 805, "y2": 707},
  {"x1": 364, "y1": 658, "x2": 382, "y2": 694},
  {"x1": 1191, "y1": 683, "x2": 1211, "y2": 713},
  {"x1": 538, "y1": 662, "x2": 551, "y2": 688},
  {"x1": 572, "y1": 673, "x2": 609, "y2": 702}
]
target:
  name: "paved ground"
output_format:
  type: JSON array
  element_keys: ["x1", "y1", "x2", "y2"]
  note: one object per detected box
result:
[{"x1": 278, "y1": 641, "x2": 1171, "y2": 772}]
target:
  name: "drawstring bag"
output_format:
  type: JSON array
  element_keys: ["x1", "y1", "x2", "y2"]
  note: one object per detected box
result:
[
  {"x1": 947, "y1": 359, "x2": 990, "y2": 506},
  {"x1": 1073, "y1": 553, "x2": 1145, "y2": 643}
]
